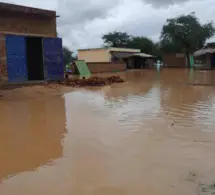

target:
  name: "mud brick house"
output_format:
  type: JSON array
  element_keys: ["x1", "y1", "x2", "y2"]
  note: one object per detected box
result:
[
  {"x1": 162, "y1": 53, "x2": 187, "y2": 68},
  {"x1": 194, "y1": 43, "x2": 215, "y2": 69},
  {"x1": 0, "y1": 2, "x2": 63, "y2": 83},
  {"x1": 77, "y1": 47, "x2": 156, "y2": 73}
]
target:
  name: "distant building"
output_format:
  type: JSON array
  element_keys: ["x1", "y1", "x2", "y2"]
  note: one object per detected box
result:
[
  {"x1": 77, "y1": 47, "x2": 155, "y2": 73},
  {"x1": 0, "y1": 2, "x2": 63, "y2": 83},
  {"x1": 194, "y1": 43, "x2": 215, "y2": 69},
  {"x1": 162, "y1": 53, "x2": 186, "y2": 68}
]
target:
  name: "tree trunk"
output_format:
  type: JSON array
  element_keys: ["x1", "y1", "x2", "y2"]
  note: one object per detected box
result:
[{"x1": 185, "y1": 52, "x2": 190, "y2": 68}]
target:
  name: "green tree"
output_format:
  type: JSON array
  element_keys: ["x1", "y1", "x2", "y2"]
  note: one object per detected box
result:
[
  {"x1": 102, "y1": 31, "x2": 131, "y2": 47},
  {"x1": 128, "y1": 37, "x2": 154, "y2": 53},
  {"x1": 159, "y1": 39, "x2": 182, "y2": 54},
  {"x1": 63, "y1": 46, "x2": 73, "y2": 66},
  {"x1": 161, "y1": 13, "x2": 215, "y2": 67}
]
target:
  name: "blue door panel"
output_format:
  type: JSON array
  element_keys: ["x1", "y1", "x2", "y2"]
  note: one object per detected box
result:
[
  {"x1": 43, "y1": 38, "x2": 64, "y2": 80},
  {"x1": 6, "y1": 35, "x2": 27, "y2": 82}
]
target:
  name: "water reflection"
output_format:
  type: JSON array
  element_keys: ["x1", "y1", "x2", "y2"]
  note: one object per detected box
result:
[
  {"x1": 159, "y1": 70, "x2": 215, "y2": 130},
  {"x1": 1, "y1": 69, "x2": 215, "y2": 195},
  {"x1": 0, "y1": 97, "x2": 66, "y2": 181}
]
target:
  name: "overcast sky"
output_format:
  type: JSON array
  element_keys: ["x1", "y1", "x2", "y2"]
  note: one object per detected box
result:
[{"x1": 3, "y1": 0, "x2": 215, "y2": 50}]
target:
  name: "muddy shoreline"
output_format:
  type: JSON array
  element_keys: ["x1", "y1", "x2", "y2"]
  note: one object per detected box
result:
[{"x1": 0, "y1": 76, "x2": 125, "y2": 99}]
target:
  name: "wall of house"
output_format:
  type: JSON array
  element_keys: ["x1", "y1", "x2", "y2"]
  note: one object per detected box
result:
[
  {"x1": 87, "y1": 62, "x2": 126, "y2": 73},
  {"x1": 163, "y1": 53, "x2": 186, "y2": 67},
  {"x1": 0, "y1": 34, "x2": 7, "y2": 82},
  {"x1": 0, "y1": 13, "x2": 57, "y2": 37},
  {"x1": 0, "y1": 13, "x2": 57, "y2": 83},
  {"x1": 78, "y1": 49, "x2": 111, "y2": 63}
]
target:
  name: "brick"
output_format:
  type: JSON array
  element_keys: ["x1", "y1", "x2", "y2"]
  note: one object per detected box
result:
[
  {"x1": 0, "y1": 11, "x2": 57, "y2": 81},
  {"x1": 163, "y1": 54, "x2": 186, "y2": 67},
  {"x1": 0, "y1": 14, "x2": 57, "y2": 37}
]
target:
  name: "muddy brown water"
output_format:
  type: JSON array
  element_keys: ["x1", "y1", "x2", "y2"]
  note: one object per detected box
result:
[{"x1": 1, "y1": 69, "x2": 215, "y2": 195}]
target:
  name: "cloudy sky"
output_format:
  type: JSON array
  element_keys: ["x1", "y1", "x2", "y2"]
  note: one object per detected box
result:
[{"x1": 4, "y1": 0, "x2": 215, "y2": 50}]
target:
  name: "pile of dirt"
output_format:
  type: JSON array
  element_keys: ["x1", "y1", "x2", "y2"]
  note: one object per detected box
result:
[{"x1": 60, "y1": 76, "x2": 125, "y2": 87}]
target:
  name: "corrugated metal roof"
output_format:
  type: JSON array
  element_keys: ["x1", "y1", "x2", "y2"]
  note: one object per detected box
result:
[
  {"x1": 112, "y1": 52, "x2": 134, "y2": 59},
  {"x1": 132, "y1": 53, "x2": 155, "y2": 58},
  {"x1": 112, "y1": 52, "x2": 155, "y2": 59},
  {"x1": 78, "y1": 47, "x2": 141, "y2": 53},
  {"x1": 194, "y1": 48, "x2": 215, "y2": 56}
]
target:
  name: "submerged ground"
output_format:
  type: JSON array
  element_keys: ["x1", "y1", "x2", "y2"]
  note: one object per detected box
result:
[{"x1": 1, "y1": 69, "x2": 215, "y2": 195}]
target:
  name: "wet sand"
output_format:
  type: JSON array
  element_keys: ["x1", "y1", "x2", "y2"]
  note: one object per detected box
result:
[{"x1": 1, "y1": 69, "x2": 215, "y2": 195}]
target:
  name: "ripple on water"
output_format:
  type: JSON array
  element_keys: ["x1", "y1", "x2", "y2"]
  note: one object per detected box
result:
[{"x1": 2, "y1": 69, "x2": 215, "y2": 195}]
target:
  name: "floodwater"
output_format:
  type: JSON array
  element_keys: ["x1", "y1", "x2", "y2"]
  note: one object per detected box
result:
[{"x1": 1, "y1": 69, "x2": 215, "y2": 195}]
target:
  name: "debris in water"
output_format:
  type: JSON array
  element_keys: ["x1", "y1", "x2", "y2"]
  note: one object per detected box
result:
[{"x1": 60, "y1": 76, "x2": 125, "y2": 87}]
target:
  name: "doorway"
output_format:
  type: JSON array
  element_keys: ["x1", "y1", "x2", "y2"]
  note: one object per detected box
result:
[
  {"x1": 133, "y1": 57, "x2": 145, "y2": 69},
  {"x1": 211, "y1": 54, "x2": 215, "y2": 69},
  {"x1": 26, "y1": 37, "x2": 44, "y2": 80}
]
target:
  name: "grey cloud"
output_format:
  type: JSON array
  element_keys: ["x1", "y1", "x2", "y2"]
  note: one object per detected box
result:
[
  {"x1": 141, "y1": 0, "x2": 199, "y2": 7},
  {"x1": 57, "y1": 0, "x2": 122, "y2": 26},
  {"x1": 56, "y1": 0, "x2": 215, "y2": 50}
]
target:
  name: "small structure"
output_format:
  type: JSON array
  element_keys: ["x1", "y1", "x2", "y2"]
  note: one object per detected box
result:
[
  {"x1": 194, "y1": 43, "x2": 215, "y2": 69},
  {"x1": 77, "y1": 47, "x2": 154, "y2": 73},
  {"x1": 162, "y1": 53, "x2": 186, "y2": 68},
  {"x1": 0, "y1": 2, "x2": 64, "y2": 83}
]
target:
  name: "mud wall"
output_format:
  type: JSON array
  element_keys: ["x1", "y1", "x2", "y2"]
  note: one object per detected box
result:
[
  {"x1": 163, "y1": 54, "x2": 186, "y2": 67},
  {"x1": 0, "y1": 13, "x2": 57, "y2": 37},
  {"x1": 87, "y1": 63, "x2": 126, "y2": 73},
  {"x1": 0, "y1": 34, "x2": 7, "y2": 82}
]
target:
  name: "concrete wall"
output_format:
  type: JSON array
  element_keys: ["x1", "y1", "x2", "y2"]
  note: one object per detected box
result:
[
  {"x1": 87, "y1": 63, "x2": 126, "y2": 73},
  {"x1": 78, "y1": 47, "x2": 141, "y2": 63},
  {"x1": 163, "y1": 53, "x2": 186, "y2": 67},
  {"x1": 0, "y1": 14, "x2": 57, "y2": 37},
  {"x1": 78, "y1": 49, "x2": 111, "y2": 63}
]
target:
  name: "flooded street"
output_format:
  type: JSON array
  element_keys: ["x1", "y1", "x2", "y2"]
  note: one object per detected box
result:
[{"x1": 1, "y1": 69, "x2": 215, "y2": 195}]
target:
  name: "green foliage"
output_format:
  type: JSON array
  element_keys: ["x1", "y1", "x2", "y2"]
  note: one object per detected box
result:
[
  {"x1": 128, "y1": 37, "x2": 155, "y2": 53},
  {"x1": 102, "y1": 31, "x2": 131, "y2": 47},
  {"x1": 159, "y1": 39, "x2": 182, "y2": 54},
  {"x1": 161, "y1": 13, "x2": 215, "y2": 51},
  {"x1": 161, "y1": 13, "x2": 215, "y2": 66},
  {"x1": 102, "y1": 32, "x2": 160, "y2": 57},
  {"x1": 63, "y1": 46, "x2": 73, "y2": 66},
  {"x1": 101, "y1": 13, "x2": 215, "y2": 65}
]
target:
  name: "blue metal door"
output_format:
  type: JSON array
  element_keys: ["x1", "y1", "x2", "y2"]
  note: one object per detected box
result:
[
  {"x1": 6, "y1": 35, "x2": 27, "y2": 82},
  {"x1": 42, "y1": 38, "x2": 64, "y2": 80}
]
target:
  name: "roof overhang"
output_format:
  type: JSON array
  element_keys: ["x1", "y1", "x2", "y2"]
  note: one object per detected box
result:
[
  {"x1": 112, "y1": 52, "x2": 155, "y2": 59},
  {"x1": 131, "y1": 53, "x2": 155, "y2": 58},
  {"x1": 194, "y1": 48, "x2": 215, "y2": 57}
]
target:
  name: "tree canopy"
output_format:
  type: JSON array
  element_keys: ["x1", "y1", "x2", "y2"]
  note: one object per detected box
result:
[
  {"x1": 102, "y1": 31, "x2": 131, "y2": 47},
  {"x1": 161, "y1": 13, "x2": 215, "y2": 66},
  {"x1": 63, "y1": 46, "x2": 73, "y2": 66},
  {"x1": 102, "y1": 32, "x2": 160, "y2": 56},
  {"x1": 101, "y1": 13, "x2": 215, "y2": 65},
  {"x1": 128, "y1": 37, "x2": 155, "y2": 53}
]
